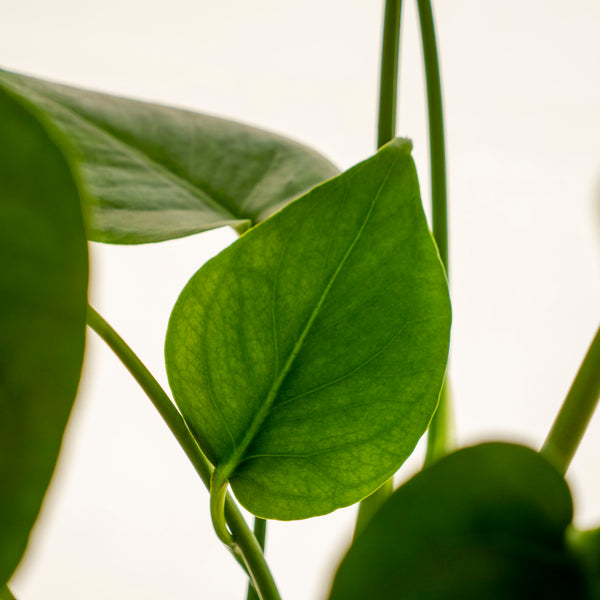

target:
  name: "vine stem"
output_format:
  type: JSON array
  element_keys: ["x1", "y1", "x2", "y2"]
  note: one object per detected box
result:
[
  {"x1": 541, "y1": 324, "x2": 600, "y2": 475},
  {"x1": 246, "y1": 519, "x2": 267, "y2": 600},
  {"x1": 86, "y1": 305, "x2": 281, "y2": 600},
  {"x1": 416, "y1": 0, "x2": 452, "y2": 466},
  {"x1": 354, "y1": 0, "x2": 403, "y2": 536}
]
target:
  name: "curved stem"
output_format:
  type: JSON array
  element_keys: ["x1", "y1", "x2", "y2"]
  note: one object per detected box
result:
[
  {"x1": 86, "y1": 305, "x2": 213, "y2": 485},
  {"x1": 417, "y1": 0, "x2": 452, "y2": 466},
  {"x1": 210, "y1": 475, "x2": 235, "y2": 547},
  {"x1": 246, "y1": 519, "x2": 267, "y2": 600},
  {"x1": 86, "y1": 305, "x2": 281, "y2": 600},
  {"x1": 354, "y1": 0, "x2": 402, "y2": 534},
  {"x1": 541, "y1": 324, "x2": 600, "y2": 475}
]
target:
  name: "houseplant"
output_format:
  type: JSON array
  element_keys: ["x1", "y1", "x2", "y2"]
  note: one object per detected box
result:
[{"x1": 1, "y1": 1, "x2": 600, "y2": 600}]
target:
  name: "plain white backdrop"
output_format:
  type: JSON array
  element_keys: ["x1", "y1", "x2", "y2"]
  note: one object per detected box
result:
[{"x1": 3, "y1": 1, "x2": 600, "y2": 599}]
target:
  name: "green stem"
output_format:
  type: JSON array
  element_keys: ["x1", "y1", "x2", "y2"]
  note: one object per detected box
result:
[
  {"x1": 354, "y1": 479, "x2": 394, "y2": 539},
  {"x1": 354, "y1": 0, "x2": 402, "y2": 535},
  {"x1": 246, "y1": 519, "x2": 267, "y2": 600},
  {"x1": 86, "y1": 305, "x2": 281, "y2": 600},
  {"x1": 541, "y1": 324, "x2": 600, "y2": 475},
  {"x1": 210, "y1": 475, "x2": 235, "y2": 547},
  {"x1": 417, "y1": 0, "x2": 451, "y2": 466},
  {"x1": 423, "y1": 379, "x2": 452, "y2": 467},
  {"x1": 377, "y1": 0, "x2": 403, "y2": 149}
]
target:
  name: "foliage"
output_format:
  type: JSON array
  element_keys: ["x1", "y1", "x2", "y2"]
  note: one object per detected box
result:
[{"x1": 1, "y1": 3, "x2": 599, "y2": 599}]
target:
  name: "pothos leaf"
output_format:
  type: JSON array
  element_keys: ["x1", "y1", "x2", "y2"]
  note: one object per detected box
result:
[
  {"x1": 165, "y1": 139, "x2": 451, "y2": 520},
  {"x1": 0, "y1": 87, "x2": 88, "y2": 585},
  {"x1": 0, "y1": 68, "x2": 339, "y2": 244}
]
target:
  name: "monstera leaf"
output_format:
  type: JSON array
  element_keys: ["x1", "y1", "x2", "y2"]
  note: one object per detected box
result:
[
  {"x1": 165, "y1": 139, "x2": 451, "y2": 520},
  {"x1": 0, "y1": 88, "x2": 88, "y2": 584},
  {"x1": 0, "y1": 68, "x2": 339, "y2": 244}
]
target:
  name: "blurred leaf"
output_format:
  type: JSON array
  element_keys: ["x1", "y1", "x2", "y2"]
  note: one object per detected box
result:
[
  {"x1": 165, "y1": 139, "x2": 451, "y2": 520},
  {"x1": 0, "y1": 69, "x2": 339, "y2": 244},
  {"x1": 569, "y1": 527, "x2": 600, "y2": 598},
  {"x1": 0, "y1": 586, "x2": 17, "y2": 600},
  {"x1": 0, "y1": 87, "x2": 88, "y2": 585},
  {"x1": 329, "y1": 443, "x2": 588, "y2": 599}
]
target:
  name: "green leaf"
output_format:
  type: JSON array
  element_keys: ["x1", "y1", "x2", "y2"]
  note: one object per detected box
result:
[
  {"x1": 0, "y1": 69, "x2": 339, "y2": 244},
  {"x1": 329, "y1": 443, "x2": 588, "y2": 600},
  {"x1": 0, "y1": 88, "x2": 88, "y2": 585},
  {"x1": 0, "y1": 586, "x2": 17, "y2": 600},
  {"x1": 569, "y1": 527, "x2": 600, "y2": 597},
  {"x1": 165, "y1": 139, "x2": 451, "y2": 520}
]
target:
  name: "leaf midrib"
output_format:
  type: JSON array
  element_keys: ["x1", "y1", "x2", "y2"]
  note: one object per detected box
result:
[{"x1": 216, "y1": 164, "x2": 395, "y2": 482}]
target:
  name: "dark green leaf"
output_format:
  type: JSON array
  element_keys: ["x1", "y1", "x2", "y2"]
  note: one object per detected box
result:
[
  {"x1": 329, "y1": 443, "x2": 587, "y2": 600},
  {"x1": 165, "y1": 139, "x2": 451, "y2": 520},
  {"x1": 569, "y1": 527, "x2": 600, "y2": 598},
  {"x1": 0, "y1": 88, "x2": 88, "y2": 585},
  {"x1": 0, "y1": 69, "x2": 339, "y2": 244}
]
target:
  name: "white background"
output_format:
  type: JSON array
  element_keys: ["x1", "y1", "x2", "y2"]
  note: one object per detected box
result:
[{"x1": 3, "y1": 1, "x2": 600, "y2": 598}]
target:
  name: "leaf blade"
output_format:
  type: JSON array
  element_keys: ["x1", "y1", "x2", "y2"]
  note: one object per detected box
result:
[
  {"x1": 0, "y1": 69, "x2": 339, "y2": 243},
  {"x1": 165, "y1": 139, "x2": 451, "y2": 520},
  {"x1": 329, "y1": 443, "x2": 588, "y2": 599},
  {"x1": 0, "y1": 88, "x2": 88, "y2": 584}
]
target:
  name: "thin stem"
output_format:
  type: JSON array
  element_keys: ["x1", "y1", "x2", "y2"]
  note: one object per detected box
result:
[
  {"x1": 246, "y1": 519, "x2": 267, "y2": 600},
  {"x1": 541, "y1": 324, "x2": 600, "y2": 475},
  {"x1": 417, "y1": 0, "x2": 451, "y2": 466},
  {"x1": 423, "y1": 380, "x2": 452, "y2": 467},
  {"x1": 354, "y1": 478, "x2": 394, "y2": 539},
  {"x1": 86, "y1": 305, "x2": 281, "y2": 600},
  {"x1": 354, "y1": 0, "x2": 402, "y2": 534},
  {"x1": 377, "y1": 0, "x2": 403, "y2": 149}
]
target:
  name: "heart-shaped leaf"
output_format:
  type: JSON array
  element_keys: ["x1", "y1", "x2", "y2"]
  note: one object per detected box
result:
[
  {"x1": 165, "y1": 139, "x2": 451, "y2": 520},
  {"x1": 0, "y1": 87, "x2": 88, "y2": 585},
  {"x1": 0, "y1": 69, "x2": 339, "y2": 244},
  {"x1": 329, "y1": 443, "x2": 588, "y2": 599}
]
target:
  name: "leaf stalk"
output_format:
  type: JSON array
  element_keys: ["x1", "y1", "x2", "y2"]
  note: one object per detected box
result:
[
  {"x1": 417, "y1": 0, "x2": 452, "y2": 466},
  {"x1": 541, "y1": 324, "x2": 600, "y2": 475},
  {"x1": 354, "y1": 0, "x2": 403, "y2": 533},
  {"x1": 86, "y1": 305, "x2": 281, "y2": 600}
]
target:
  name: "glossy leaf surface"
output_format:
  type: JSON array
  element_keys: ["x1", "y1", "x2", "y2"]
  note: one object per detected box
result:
[
  {"x1": 166, "y1": 139, "x2": 451, "y2": 520},
  {"x1": 0, "y1": 69, "x2": 339, "y2": 244},
  {"x1": 329, "y1": 443, "x2": 587, "y2": 599},
  {"x1": 0, "y1": 88, "x2": 88, "y2": 584}
]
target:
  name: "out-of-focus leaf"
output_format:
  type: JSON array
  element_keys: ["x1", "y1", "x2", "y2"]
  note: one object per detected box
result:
[
  {"x1": 0, "y1": 585, "x2": 17, "y2": 600},
  {"x1": 329, "y1": 443, "x2": 588, "y2": 599},
  {"x1": 0, "y1": 87, "x2": 88, "y2": 585}
]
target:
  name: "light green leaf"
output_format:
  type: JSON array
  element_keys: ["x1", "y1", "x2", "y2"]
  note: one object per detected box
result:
[
  {"x1": 0, "y1": 586, "x2": 17, "y2": 600},
  {"x1": 0, "y1": 69, "x2": 339, "y2": 244},
  {"x1": 0, "y1": 88, "x2": 88, "y2": 584},
  {"x1": 329, "y1": 443, "x2": 588, "y2": 600},
  {"x1": 165, "y1": 139, "x2": 451, "y2": 520}
]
